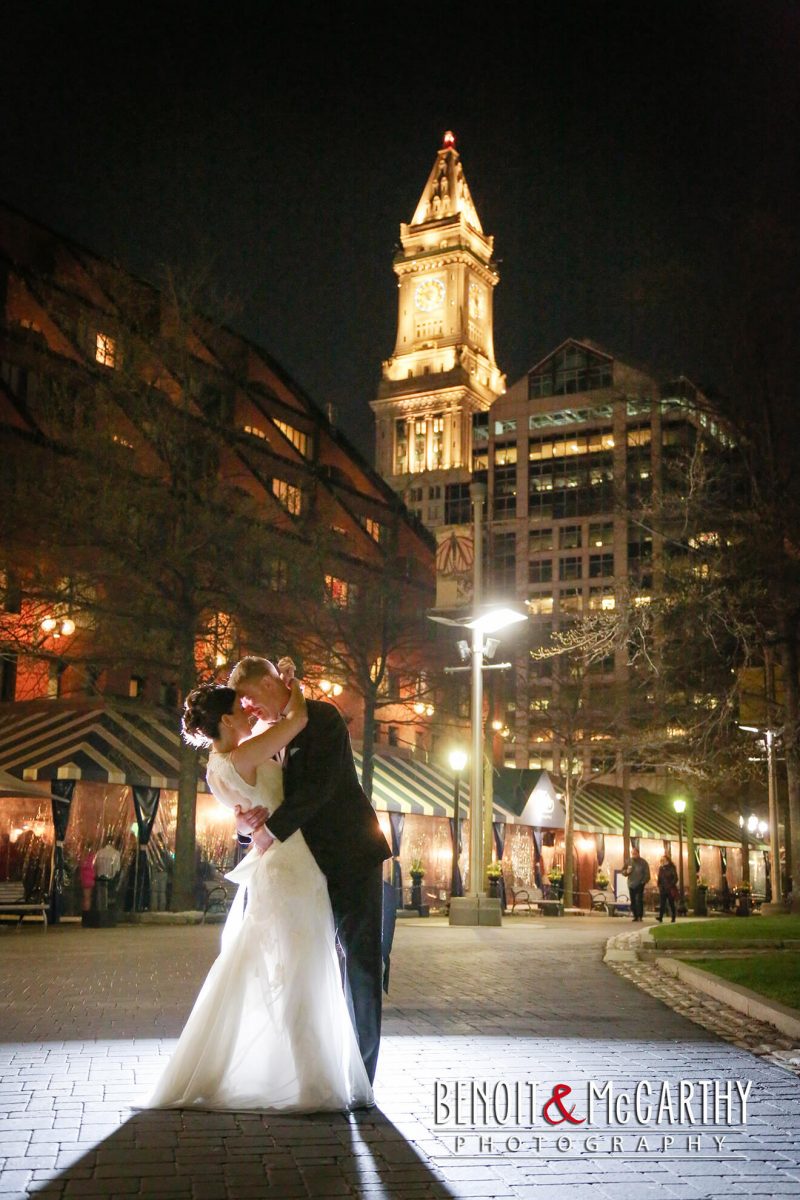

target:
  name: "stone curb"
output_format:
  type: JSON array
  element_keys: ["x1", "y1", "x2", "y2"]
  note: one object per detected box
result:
[
  {"x1": 602, "y1": 924, "x2": 652, "y2": 962},
  {"x1": 655, "y1": 955, "x2": 800, "y2": 1040}
]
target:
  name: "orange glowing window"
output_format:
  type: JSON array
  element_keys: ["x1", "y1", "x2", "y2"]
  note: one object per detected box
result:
[
  {"x1": 95, "y1": 332, "x2": 116, "y2": 368},
  {"x1": 324, "y1": 575, "x2": 357, "y2": 608},
  {"x1": 272, "y1": 478, "x2": 302, "y2": 516}
]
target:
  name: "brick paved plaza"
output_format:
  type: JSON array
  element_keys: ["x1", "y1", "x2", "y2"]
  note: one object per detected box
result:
[{"x1": 1, "y1": 916, "x2": 800, "y2": 1199}]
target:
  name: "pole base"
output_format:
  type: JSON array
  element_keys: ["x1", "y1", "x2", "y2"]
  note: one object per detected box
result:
[{"x1": 448, "y1": 896, "x2": 503, "y2": 927}]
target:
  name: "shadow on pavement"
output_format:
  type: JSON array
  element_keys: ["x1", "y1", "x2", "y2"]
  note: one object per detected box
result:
[{"x1": 31, "y1": 1106, "x2": 455, "y2": 1199}]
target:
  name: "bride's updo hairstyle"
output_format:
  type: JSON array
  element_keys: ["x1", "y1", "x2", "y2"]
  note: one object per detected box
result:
[{"x1": 182, "y1": 684, "x2": 237, "y2": 748}]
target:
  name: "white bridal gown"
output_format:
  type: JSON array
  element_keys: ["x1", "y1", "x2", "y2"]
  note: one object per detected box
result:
[{"x1": 147, "y1": 752, "x2": 373, "y2": 1112}]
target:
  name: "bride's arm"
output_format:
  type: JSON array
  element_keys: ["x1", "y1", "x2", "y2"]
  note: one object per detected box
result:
[{"x1": 230, "y1": 680, "x2": 307, "y2": 778}]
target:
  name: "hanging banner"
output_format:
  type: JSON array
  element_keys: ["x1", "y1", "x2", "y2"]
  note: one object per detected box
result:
[
  {"x1": 435, "y1": 527, "x2": 474, "y2": 609},
  {"x1": 50, "y1": 780, "x2": 75, "y2": 925}
]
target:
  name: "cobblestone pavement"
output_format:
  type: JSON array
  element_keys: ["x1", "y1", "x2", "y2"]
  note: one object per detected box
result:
[
  {"x1": 606, "y1": 927, "x2": 800, "y2": 1076},
  {"x1": 1, "y1": 915, "x2": 800, "y2": 1199}
]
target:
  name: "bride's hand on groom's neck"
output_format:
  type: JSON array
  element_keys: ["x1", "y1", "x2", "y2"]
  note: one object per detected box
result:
[{"x1": 284, "y1": 679, "x2": 306, "y2": 725}]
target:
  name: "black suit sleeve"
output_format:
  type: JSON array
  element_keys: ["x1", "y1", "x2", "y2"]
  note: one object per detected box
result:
[{"x1": 266, "y1": 704, "x2": 350, "y2": 843}]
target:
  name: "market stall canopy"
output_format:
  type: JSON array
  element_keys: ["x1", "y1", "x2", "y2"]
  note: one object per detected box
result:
[
  {"x1": 0, "y1": 766, "x2": 52, "y2": 799},
  {"x1": 0, "y1": 700, "x2": 199, "y2": 790},
  {"x1": 493, "y1": 771, "x2": 761, "y2": 848},
  {"x1": 353, "y1": 751, "x2": 517, "y2": 821}
]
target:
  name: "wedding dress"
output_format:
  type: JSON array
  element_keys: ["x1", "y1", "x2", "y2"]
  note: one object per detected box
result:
[{"x1": 146, "y1": 752, "x2": 373, "y2": 1111}]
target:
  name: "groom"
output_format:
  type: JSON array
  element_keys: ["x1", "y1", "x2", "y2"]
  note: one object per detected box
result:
[{"x1": 228, "y1": 655, "x2": 391, "y2": 1084}]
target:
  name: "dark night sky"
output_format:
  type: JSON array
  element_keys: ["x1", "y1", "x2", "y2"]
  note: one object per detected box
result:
[{"x1": 2, "y1": 1, "x2": 798, "y2": 458}]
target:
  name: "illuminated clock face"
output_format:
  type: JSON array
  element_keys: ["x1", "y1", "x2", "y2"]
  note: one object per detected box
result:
[
  {"x1": 468, "y1": 281, "x2": 483, "y2": 319},
  {"x1": 414, "y1": 278, "x2": 446, "y2": 312}
]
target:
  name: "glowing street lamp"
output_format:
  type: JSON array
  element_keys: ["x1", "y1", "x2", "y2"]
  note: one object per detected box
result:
[
  {"x1": 40, "y1": 615, "x2": 76, "y2": 638},
  {"x1": 430, "y1": 603, "x2": 528, "y2": 925}
]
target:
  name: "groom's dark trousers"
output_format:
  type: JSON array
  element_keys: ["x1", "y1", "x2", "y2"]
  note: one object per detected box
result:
[
  {"x1": 264, "y1": 700, "x2": 392, "y2": 1085},
  {"x1": 330, "y1": 864, "x2": 384, "y2": 1083}
]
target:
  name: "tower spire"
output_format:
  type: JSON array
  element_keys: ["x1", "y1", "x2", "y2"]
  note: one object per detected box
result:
[{"x1": 410, "y1": 132, "x2": 483, "y2": 232}]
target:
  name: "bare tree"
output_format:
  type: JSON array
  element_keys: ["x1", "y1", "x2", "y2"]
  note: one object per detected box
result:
[{"x1": 272, "y1": 526, "x2": 437, "y2": 798}]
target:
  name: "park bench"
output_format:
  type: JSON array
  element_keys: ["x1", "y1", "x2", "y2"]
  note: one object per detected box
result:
[
  {"x1": 589, "y1": 887, "x2": 631, "y2": 916},
  {"x1": 201, "y1": 879, "x2": 237, "y2": 922},
  {"x1": 0, "y1": 882, "x2": 48, "y2": 931},
  {"x1": 504, "y1": 880, "x2": 564, "y2": 916}
]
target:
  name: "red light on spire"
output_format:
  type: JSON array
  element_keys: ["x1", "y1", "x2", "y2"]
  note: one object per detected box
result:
[{"x1": 443, "y1": 130, "x2": 456, "y2": 149}]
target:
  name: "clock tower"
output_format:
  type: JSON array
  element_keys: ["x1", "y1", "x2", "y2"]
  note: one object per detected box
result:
[{"x1": 371, "y1": 132, "x2": 505, "y2": 529}]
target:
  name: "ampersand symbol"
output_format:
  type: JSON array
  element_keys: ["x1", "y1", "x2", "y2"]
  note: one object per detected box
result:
[{"x1": 542, "y1": 1083, "x2": 585, "y2": 1125}]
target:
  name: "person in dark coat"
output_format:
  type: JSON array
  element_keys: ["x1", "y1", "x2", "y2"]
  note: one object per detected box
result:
[
  {"x1": 229, "y1": 655, "x2": 392, "y2": 1085},
  {"x1": 656, "y1": 853, "x2": 679, "y2": 923},
  {"x1": 623, "y1": 847, "x2": 651, "y2": 922}
]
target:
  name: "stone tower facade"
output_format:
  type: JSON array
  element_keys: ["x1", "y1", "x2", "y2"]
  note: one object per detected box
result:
[{"x1": 371, "y1": 132, "x2": 505, "y2": 529}]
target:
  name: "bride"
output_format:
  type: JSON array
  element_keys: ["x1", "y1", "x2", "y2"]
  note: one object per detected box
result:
[{"x1": 146, "y1": 679, "x2": 373, "y2": 1112}]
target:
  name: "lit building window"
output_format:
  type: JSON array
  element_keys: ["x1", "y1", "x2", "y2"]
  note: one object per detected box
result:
[
  {"x1": 432, "y1": 414, "x2": 445, "y2": 468},
  {"x1": 95, "y1": 332, "x2": 116, "y2": 368},
  {"x1": 527, "y1": 595, "x2": 554, "y2": 616},
  {"x1": 529, "y1": 528, "x2": 554, "y2": 552},
  {"x1": 559, "y1": 588, "x2": 583, "y2": 613},
  {"x1": 589, "y1": 522, "x2": 614, "y2": 547},
  {"x1": 559, "y1": 525, "x2": 582, "y2": 549},
  {"x1": 413, "y1": 418, "x2": 427, "y2": 472},
  {"x1": 528, "y1": 347, "x2": 612, "y2": 399},
  {"x1": 363, "y1": 517, "x2": 383, "y2": 543},
  {"x1": 395, "y1": 419, "x2": 408, "y2": 472},
  {"x1": 494, "y1": 443, "x2": 517, "y2": 466},
  {"x1": 272, "y1": 478, "x2": 302, "y2": 516},
  {"x1": 274, "y1": 419, "x2": 310, "y2": 457},
  {"x1": 589, "y1": 586, "x2": 616, "y2": 611},
  {"x1": 495, "y1": 418, "x2": 517, "y2": 436},
  {"x1": 243, "y1": 424, "x2": 268, "y2": 439},
  {"x1": 324, "y1": 575, "x2": 357, "y2": 608}
]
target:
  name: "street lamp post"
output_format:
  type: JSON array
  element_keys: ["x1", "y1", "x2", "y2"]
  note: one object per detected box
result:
[
  {"x1": 765, "y1": 731, "x2": 780, "y2": 902},
  {"x1": 740, "y1": 723, "x2": 782, "y2": 906},
  {"x1": 449, "y1": 748, "x2": 467, "y2": 916},
  {"x1": 429, "y1": 604, "x2": 527, "y2": 926},
  {"x1": 673, "y1": 798, "x2": 687, "y2": 916}
]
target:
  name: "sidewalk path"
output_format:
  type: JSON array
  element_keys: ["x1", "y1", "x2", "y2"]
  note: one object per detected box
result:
[{"x1": 1, "y1": 916, "x2": 799, "y2": 1198}]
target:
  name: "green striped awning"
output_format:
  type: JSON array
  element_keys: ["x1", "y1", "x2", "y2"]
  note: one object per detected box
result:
[
  {"x1": 573, "y1": 783, "x2": 758, "y2": 846},
  {"x1": 493, "y1": 771, "x2": 760, "y2": 847},
  {"x1": 0, "y1": 699, "x2": 188, "y2": 788},
  {"x1": 354, "y1": 752, "x2": 517, "y2": 821}
]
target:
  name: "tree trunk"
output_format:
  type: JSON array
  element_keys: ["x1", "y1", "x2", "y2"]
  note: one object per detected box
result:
[
  {"x1": 738, "y1": 835, "x2": 753, "y2": 892},
  {"x1": 172, "y1": 737, "x2": 199, "y2": 910},
  {"x1": 778, "y1": 618, "x2": 800, "y2": 912},
  {"x1": 361, "y1": 688, "x2": 376, "y2": 801},
  {"x1": 170, "y1": 631, "x2": 199, "y2": 911},
  {"x1": 620, "y1": 755, "x2": 632, "y2": 869},
  {"x1": 686, "y1": 796, "x2": 697, "y2": 911}
]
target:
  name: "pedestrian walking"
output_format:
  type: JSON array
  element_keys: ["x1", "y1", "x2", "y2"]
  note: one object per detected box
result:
[
  {"x1": 623, "y1": 847, "x2": 650, "y2": 922},
  {"x1": 656, "y1": 853, "x2": 679, "y2": 923}
]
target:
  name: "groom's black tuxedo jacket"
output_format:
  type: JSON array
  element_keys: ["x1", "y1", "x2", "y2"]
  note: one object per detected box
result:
[{"x1": 266, "y1": 699, "x2": 391, "y2": 890}]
